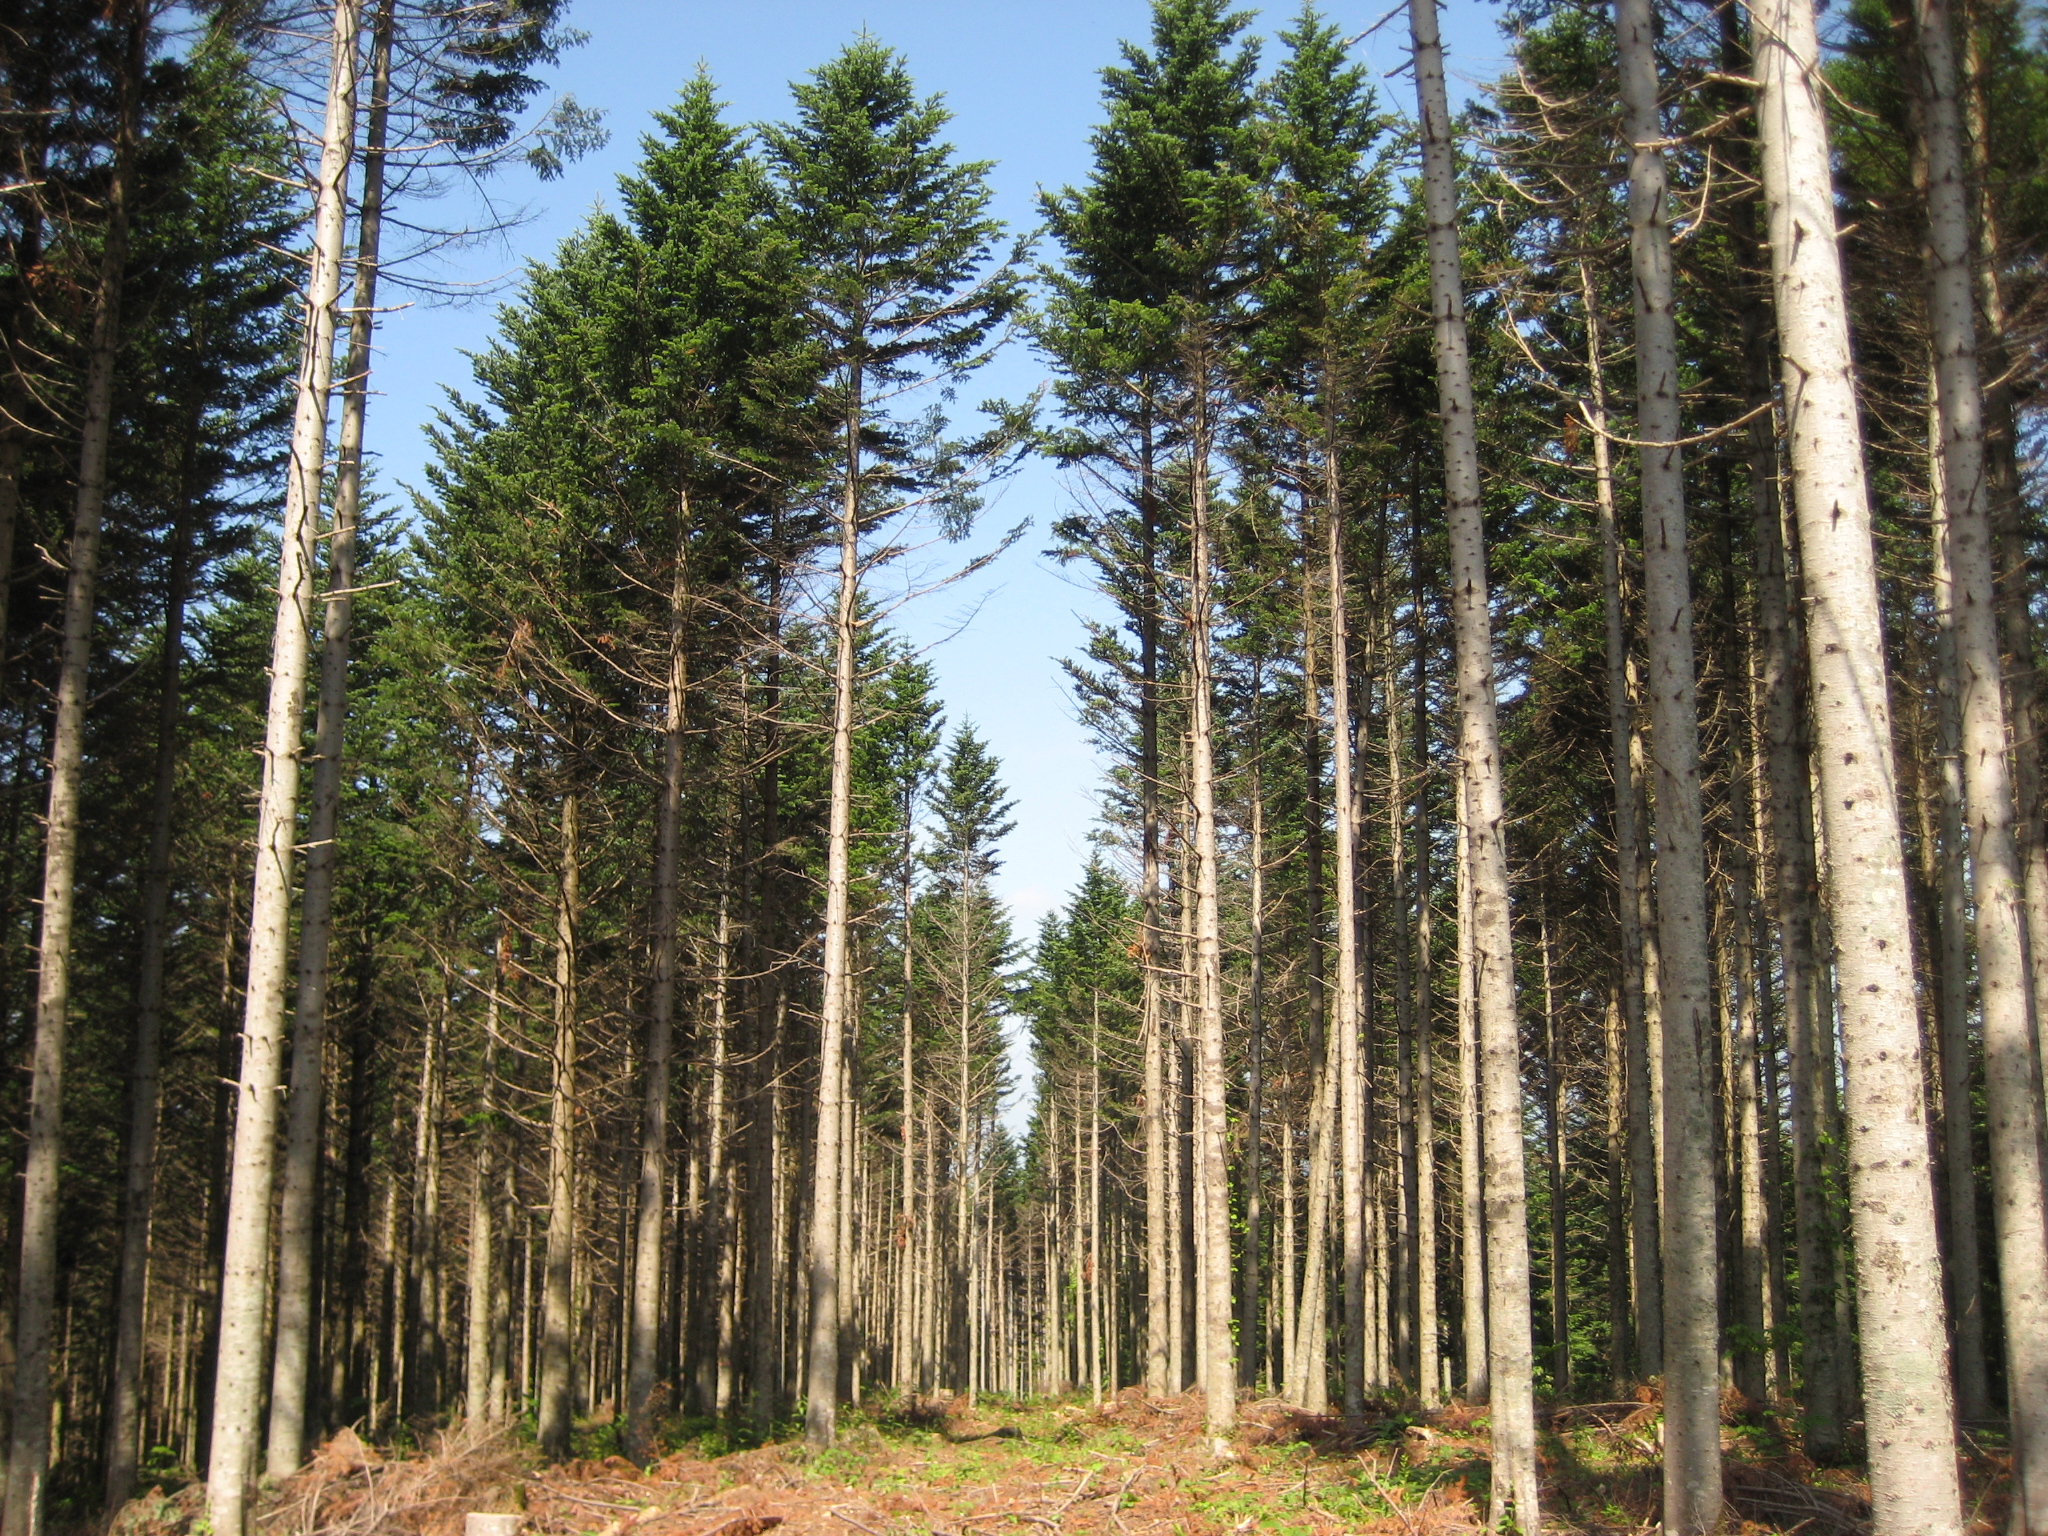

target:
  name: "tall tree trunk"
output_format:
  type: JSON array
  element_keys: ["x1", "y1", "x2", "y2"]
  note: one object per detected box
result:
[
  {"x1": 204, "y1": 5, "x2": 360, "y2": 1529},
  {"x1": 1410, "y1": 529, "x2": 1441, "y2": 1408},
  {"x1": 407, "y1": 989, "x2": 447, "y2": 1414},
  {"x1": 805, "y1": 370, "x2": 864, "y2": 1449},
  {"x1": 1454, "y1": 780, "x2": 1487, "y2": 1403},
  {"x1": 1732, "y1": 230, "x2": 1845, "y2": 1464},
  {"x1": 1912, "y1": 0, "x2": 2048, "y2": 1521},
  {"x1": 1750, "y1": 0, "x2": 1966, "y2": 1527},
  {"x1": 1239, "y1": 765, "x2": 1266, "y2": 1391},
  {"x1": 538, "y1": 793, "x2": 582, "y2": 1459},
  {"x1": 4, "y1": 13, "x2": 141, "y2": 1531},
  {"x1": 267, "y1": 0, "x2": 391, "y2": 1469},
  {"x1": 1577, "y1": 257, "x2": 1662, "y2": 1383},
  {"x1": 1614, "y1": 8, "x2": 1722, "y2": 1521},
  {"x1": 897, "y1": 801, "x2": 917, "y2": 1394},
  {"x1": 1139, "y1": 414, "x2": 1168, "y2": 1400},
  {"x1": 1959, "y1": 3, "x2": 2048, "y2": 1097},
  {"x1": 1288, "y1": 511, "x2": 1333, "y2": 1413},
  {"x1": 1928, "y1": 412, "x2": 1991, "y2": 1422},
  {"x1": 1538, "y1": 901, "x2": 1568, "y2": 1398},
  {"x1": 103, "y1": 505, "x2": 197, "y2": 1511},
  {"x1": 1188, "y1": 356, "x2": 1234, "y2": 1442},
  {"x1": 466, "y1": 950, "x2": 503, "y2": 1421},
  {"x1": 1326, "y1": 497, "x2": 1366, "y2": 1422},
  {"x1": 628, "y1": 502, "x2": 692, "y2": 1460},
  {"x1": 1406, "y1": 0, "x2": 1538, "y2": 1519}
]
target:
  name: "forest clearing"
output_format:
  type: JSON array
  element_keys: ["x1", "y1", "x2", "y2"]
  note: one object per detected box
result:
[
  {"x1": 5, "y1": 0, "x2": 2048, "y2": 1529},
  {"x1": 103, "y1": 1390, "x2": 1934, "y2": 1536}
]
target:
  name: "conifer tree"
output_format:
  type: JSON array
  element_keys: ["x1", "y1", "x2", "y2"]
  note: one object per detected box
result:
[{"x1": 760, "y1": 39, "x2": 1021, "y2": 1448}]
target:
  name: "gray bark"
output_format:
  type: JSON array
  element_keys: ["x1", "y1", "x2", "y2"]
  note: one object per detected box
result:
[
  {"x1": 4, "y1": 15, "x2": 140, "y2": 1531},
  {"x1": 103, "y1": 500, "x2": 196, "y2": 1510},
  {"x1": 266, "y1": 0, "x2": 391, "y2": 1469},
  {"x1": 804, "y1": 370, "x2": 863, "y2": 1449},
  {"x1": 1751, "y1": 0, "x2": 1966, "y2": 1526},
  {"x1": 1577, "y1": 257, "x2": 1662, "y2": 1383},
  {"x1": 1913, "y1": 0, "x2": 2048, "y2": 1523},
  {"x1": 202, "y1": 4, "x2": 359, "y2": 1528},
  {"x1": 1613, "y1": 6, "x2": 1722, "y2": 1522},
  {"x1": 538, "y1": 792, "x2": 581, "y2": 1460},
  {"x1": 1406, "y1": 0, "x2": 1538, "y2": 1519},
  {"x1": 1928, "y1": 389, "x2": 1992, "y2": 1423},
  {"x1": 1326, "y1": 505, "x2": 1366, "y2": 1422},
  {"x1": 628, "y1": 502, "x2": 692, "y2": 1461}
]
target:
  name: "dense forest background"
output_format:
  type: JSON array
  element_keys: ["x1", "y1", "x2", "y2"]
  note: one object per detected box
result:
[{"x1": 1, "y1": 0, "x2": 2045, "y2": 1533}]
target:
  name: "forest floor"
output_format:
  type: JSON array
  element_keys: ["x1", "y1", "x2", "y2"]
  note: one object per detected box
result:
[{"x1": 109, "y1": 1388, "x2": 2013, "y2": 1536}]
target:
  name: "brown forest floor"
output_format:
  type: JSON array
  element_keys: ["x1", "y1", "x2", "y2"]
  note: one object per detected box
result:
[{"x1": 109, "y1": 1388, "x2": 2014, "y2": 1536}]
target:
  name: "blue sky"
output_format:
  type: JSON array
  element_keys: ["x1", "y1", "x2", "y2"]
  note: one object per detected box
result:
[{"x1": 369, "y1": 0, "x2": 1511, "y2": 940}]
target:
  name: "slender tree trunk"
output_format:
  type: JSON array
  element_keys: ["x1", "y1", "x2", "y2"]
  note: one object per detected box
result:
[
  {"x1": 406, "y1": 990, "x2": 447, "y2": 1415},
  {"x1": 1454, "y1": 782, "x2": 1487, "y2": 1403},
  {"x1": 897, "y1": 801, "x2": 917, "y2": 1394},
  {"x1": 1538, "y1": 901, "x2": 1569, "y2": 1398},
  {"x1": 3, "y1": 14, "x2": 141, "y2": 1530},
  {"x1": 1613, "y1": 9, "x2": 1722, "y2": 1520},
  {"x1": 1751, "y1": 1, "x2": 1965, "y2": 1526},
  {"x1": 806, "y1": 370, "x2": 864, "y2": 1449},
  {"x1": 1240, "y1": 772, "x2": 1266, "y2": 1392},
  {"x1": 1406, "y1": 1, "x2": 1537, "y2": 1518},
  {"x1": 1410, "y1": 535, "x2": 1441, "y2": 1408},
  {"x1": 538, "y1": 793, "x2": 582, "y2": 1459},
  {"x1": 204, "y1": 5, "x2": 360, "y2": 1528},
  {"x1": 1959, "y1": 8, "x2": 2048, "y2": 1097},
  {"x1": 1912, "y1": 0, "x2": 2048, "y2": 1521},
  {"x1": 1139, "y1": 415, "x2": 1168, "y2": 1400},
  {"x1": 1187, "y1": 360, "x2": 1234, "y2": 1441},
  {"x1": 466, "y1": 950, "x2": 503, "y2": 1421},
  {"x1": 628, "y1": 500, "x2": 693, "y2": 1459},
  {"x1": 1577, "y1": 258, "x2": 1661, "y2": 1386},
  {"x1": 103, "y1": 509, "x2": 198, "y2": 1512},
  {"x1": 1928, "y1": 419, "x2": 1991, "y2": 1422},
  {"x1": 1326, "y1": 500, "x2": 1366, "y2": 1422},
  {"x1": 1732, "y1": 227, "x2": 1845, "y2": 1464},
  {"x1": 1391, "y1": 619, "x2": 1419, "y2": 1395},
  {"x1": 1288, "y1": 519, "x2": 1333, "y2": 1413},
  {"x1": 266, "y1": 1, "x2": 390, "y2": 1470}
]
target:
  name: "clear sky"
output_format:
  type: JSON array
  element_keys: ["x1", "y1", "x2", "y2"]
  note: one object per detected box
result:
[{"x1": 368, "y1": 0, "x2": 1510, "y2": 942}]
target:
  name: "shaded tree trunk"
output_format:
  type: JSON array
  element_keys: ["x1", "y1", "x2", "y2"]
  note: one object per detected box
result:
[{"x1": 4, "y1": 13, "x2": 142, "y2": 1531}]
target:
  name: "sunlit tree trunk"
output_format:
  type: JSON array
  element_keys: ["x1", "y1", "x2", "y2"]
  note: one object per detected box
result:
[
  {"x1": 1326, "y1": 496, "x2": 1366, "y2": 1422},
  {"x1": 1406, "y1": 0, "x2": 1537, "y2": 1519},
  {"x1": 1613, "y1": 5, "x2": 1721, "y2": 1520},
  {"x1": 1409, "y1": 524, "x2": 1441, "y2": 1407},
  {"x1": 806, "y1": 370, "x2": 864, "y2": 1448},
  {"x1": 1751, "y1": 0, "x2": 1965, "y2": 1525},
  {"x1": 1139, "y1": 415, "x2": 1169, "y2": 1399},
  {"x1": 1911, "y1": 0, "x2": 2048, "y2": 1520},
  {"x1": 538, "y1": 793, "x2": 582, "y2": 1460},
  {"x1": 1454, "y1": 780, "x2": 1486, "y2": 1404},
  {"x1": 1240, "y1": 768, "x2": 1266, "y2": 1392},
  {"x1": 204, "y1": 6, "x2": 361, "y2": 1529},
  {"x1": 1187, "y1": 349, "x2": 1234, "y2": 1440},
  {"x1": 267, "y1": 0, "x2": 392, "y2": 1469}
]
